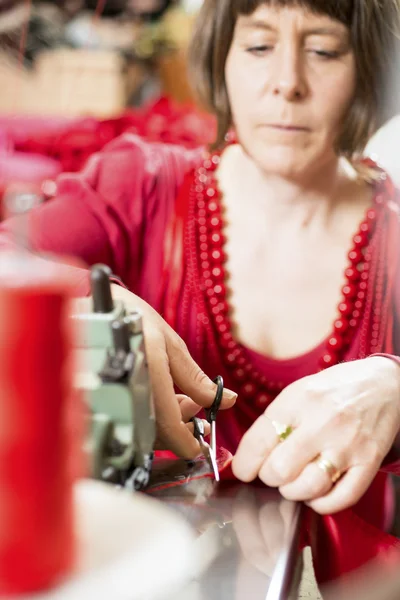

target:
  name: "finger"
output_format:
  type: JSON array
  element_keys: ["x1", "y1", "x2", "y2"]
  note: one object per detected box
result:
[
  {"x1": 258, "y1": 426, "x2": 322, "y2": 487},
  {"x1": 147, "y1": 342, "x2": 202, "y2": 459},
  {"x1": 185, "y1": 419, "x2": 211, "y2": 437},
  {"x1": 176, "y1": 394, "x2": 202, "y2": 422},
  {"x1": 279, "y1": 459, "x2": 336, "y2": 502},
  {"x1": 232, "y1": 413, "x2": 284, "y2": 482},
  {"x1": 166, "y1": 333, "x2": 237, "y2": 409},
  {"x1": 307, "y1": 465, "x2": 376, "y2": 514}
]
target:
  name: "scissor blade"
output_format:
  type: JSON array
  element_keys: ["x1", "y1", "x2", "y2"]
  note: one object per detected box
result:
[
  {"x1": 210, "y1": 421, "x2": 217, "y2": 455},
  {"x1": 199, "y1": 440, "x2": 220, "y2": 482}
]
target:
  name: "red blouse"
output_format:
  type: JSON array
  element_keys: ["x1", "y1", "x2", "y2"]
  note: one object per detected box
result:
[{"x1": 1, "y1": 134, "x2": 400, "y2": 581}]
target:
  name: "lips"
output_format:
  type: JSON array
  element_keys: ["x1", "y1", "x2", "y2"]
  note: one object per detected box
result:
[{"x1": 267, "y1": 124, "x2": 309, "y2": 131}]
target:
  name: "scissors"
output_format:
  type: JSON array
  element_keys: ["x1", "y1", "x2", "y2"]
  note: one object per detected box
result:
[
  {"x1": 206, "y1": 375, "x2": 224, "y2": 456},
  {"x1": 190, "y1": 375, "x2": 224, "y2": 482},
  {"x1": 191, "y1": 417, "x2": 220, "y2": 482}
]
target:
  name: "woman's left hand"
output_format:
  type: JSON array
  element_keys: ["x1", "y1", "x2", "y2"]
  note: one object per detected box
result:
[{"x1": 232, "y1": 357, "x2": 400, "y2": 514}]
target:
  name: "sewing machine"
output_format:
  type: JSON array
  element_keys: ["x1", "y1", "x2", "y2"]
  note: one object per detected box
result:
[{"x1": 72, "y1": 264, "x2": 156, "y2": 490}]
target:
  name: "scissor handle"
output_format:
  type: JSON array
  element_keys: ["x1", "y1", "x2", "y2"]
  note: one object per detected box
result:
[
  {"x1": 191, "y1": 416, "x2": 205, "y2": 440},
  {"x1": 205, "y1": 375, "x2": 224, "y2": 423}
]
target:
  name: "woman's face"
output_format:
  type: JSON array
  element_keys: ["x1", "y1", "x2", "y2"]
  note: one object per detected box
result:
[{"x1": 225, "y1": 5, "x2": 356, "y2": 179}]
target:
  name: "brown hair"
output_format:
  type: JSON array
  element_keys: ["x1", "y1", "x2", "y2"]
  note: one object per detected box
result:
[{"x1": 188, "y1": 0, "x2": 400, "y2": 157}]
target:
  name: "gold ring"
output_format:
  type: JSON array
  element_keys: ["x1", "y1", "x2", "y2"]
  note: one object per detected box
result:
[
  {"x1": 316, "y1": 456, "x2": 341, "y2": 484},
  {"x1": 271, "y1": 420, "x2": 293, "y2": 443}
]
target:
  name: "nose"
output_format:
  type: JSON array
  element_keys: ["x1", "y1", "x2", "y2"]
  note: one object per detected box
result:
[{"x1": 271, "y1": 45, "x2": 308, "y2": 101}]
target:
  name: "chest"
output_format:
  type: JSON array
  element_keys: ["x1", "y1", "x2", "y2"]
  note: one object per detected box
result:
[{"x1": 218, "y1": 203, "x2": 367, "y2": 360}]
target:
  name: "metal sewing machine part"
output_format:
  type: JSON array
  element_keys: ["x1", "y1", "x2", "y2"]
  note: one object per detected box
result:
[{"x1": 72, "y1": 264, "x2": 156, "y2": 490}]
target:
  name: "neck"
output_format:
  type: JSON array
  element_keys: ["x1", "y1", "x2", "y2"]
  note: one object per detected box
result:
[{"x1": 219, "y1": 144, "x2": 356, "y2": 230}]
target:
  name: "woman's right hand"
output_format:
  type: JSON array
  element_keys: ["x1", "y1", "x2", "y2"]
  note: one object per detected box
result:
[{"x1": 107, "y1": 285, "x2": 237, "y2": 458}]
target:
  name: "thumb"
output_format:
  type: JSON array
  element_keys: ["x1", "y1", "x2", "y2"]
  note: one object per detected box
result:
[{"x1": 166, "y1": 334, "x2": 237, "y2": 409}]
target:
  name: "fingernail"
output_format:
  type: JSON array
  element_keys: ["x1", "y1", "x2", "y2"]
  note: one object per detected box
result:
[{"x1": 223, "y1": 388, "x2": 238, "y2": 401}]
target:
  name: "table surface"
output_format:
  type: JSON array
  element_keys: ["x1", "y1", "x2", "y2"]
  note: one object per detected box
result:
[{"x1": 147, "y1": 457, "x2": 304, "y2": 600}]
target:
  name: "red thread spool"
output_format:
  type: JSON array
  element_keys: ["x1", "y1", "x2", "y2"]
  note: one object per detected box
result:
[{"x1": 0, "y1": 277, "x2": 77, "y2": 594}]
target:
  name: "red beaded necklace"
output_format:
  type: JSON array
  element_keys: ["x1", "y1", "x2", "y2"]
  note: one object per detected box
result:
[{"x1": 188, "y1": 147, "x2": 388, "y2": 408}]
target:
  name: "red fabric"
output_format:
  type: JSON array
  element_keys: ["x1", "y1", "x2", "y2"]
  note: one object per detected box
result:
[{"x1": 1, "y1": 126, "x2": 400, "y2": 583}]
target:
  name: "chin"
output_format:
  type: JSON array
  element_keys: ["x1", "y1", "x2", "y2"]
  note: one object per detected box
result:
[{"x1": 245, "y1": 139, "x2": 325, "y2": 181}]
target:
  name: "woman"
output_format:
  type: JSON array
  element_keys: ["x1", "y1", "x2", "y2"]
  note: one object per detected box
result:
[{"x1": 1, "y1": 0, "x2": 400, "y2": 580}]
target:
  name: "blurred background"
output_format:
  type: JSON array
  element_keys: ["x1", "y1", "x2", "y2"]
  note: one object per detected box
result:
[
  {"x1": 0, "y1": 0, "x2": 216, "y2": 210},
  {"x1": 0, "y1": 0, "x2": 202, "y2": 113},
  {"x1": 1, "y1": 0, "x2": 400, "y2": 217}
]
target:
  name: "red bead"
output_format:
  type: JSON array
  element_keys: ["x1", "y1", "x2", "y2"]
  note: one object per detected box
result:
[
  {"x1": 208, "y1": 201, "x2": 218, "y2": 213},
  {"x1": 361, "y1": 271, "x2": 369, "y2": 281},
  {"x1": 219, "y1": 333, "x2": 235, "y2": 349},
  {"x1": 233, "y1": 368, "x2": 246, "y2": 382},
  {"x1": 360, "y1": 222, "x2": 371, "y2": 234},
  {"x1": 204, "y1": 279, "x2": 213, "y2": 289},
  {"x1": 212, "y1": 266, "x2": 223, "y2": 280},
  {"x1": 328, "y1": 335, "x2": 343, "y2": 351},
  {"x1": 200, "y1": 243, "x2": 208, "y2": 253},
  {"x1": 199, "y1": 225, "x2": 207, "y2": 235},
  {"x1": 203, "y1": 270, "x2": 211, "y2": 279},
  {"x1": 215, "y1": 314, "x2": 224, "y2": 324},
  {"x1": 352, "y1": 309, "x2": 361, "y2": 319},
  {"x1": 199, "y1": 234, "x2": 208, "y2": 244},
  {"x1": 342, "y1": 284, "x2": 357, "y2": 298},
  {"x1": 206, "y1": 188, "x2": 216, "y2": 198},
  {"x1": 357, "y1": 291, "x2": 365, "y2": 300},
  {"x1": 198, "y1": 217, "x2": 207, "y2": 227},
  {"x1": 255, "y1": 393, "x2": 271, "y2": 409},
  {"x1": 210, "y1": 217, "x2": 221, "y2": 228},
  {"x1": 348, "y1": 249, "x2": 363, "y2": 264},
  {"x1": 345, "y1": 267, "x2": 360, "y2": 281},
  {"x1": 320, "y1": 353, "x2": 336, "y2": 367},
  {"x1": 211, "y1": 249, "x2": 224, "y2": 262},
  {"x1": 359, "y1": 281, "x2": 368, "y2": 291},
  {"x1": 375, "y1": 193, "x2": 384, "y2": 205},
  {"x1": 334, "y1": 318, "x2": 349, "y2": 333},
  {"x1": 198, "y1": 209, "x2": 206, "y2": 218},
  {"x1": 209, "y1": 296, "x2": 218, "y2": 307},
  {"x1": 226, "y1": 352, "x2": 239, "y2": 364},
  {"x1": 269, "y1": 380, "x2": 284, "y2": 392},
  {"x1": 211, "y1": 154, "x2": 220, "y2": 166},
  {"x1": 367, "y1": 208, "x2": 377, "y2": 221},
  {"x1": 214, "y1": 284, "x2": 225, "y2": 296},
  {"x1": 237, "y1": 356, "x2": 246, "y2": 367},
  {"x1": 200, "y1": 252, "x2": 208, "y2": 262},
  {"x1": 354, "y1": 300, "x2": 363, "y2": 310},
  {"x1": 349, "y1": 318, "x2": 358, "y2": 328},
  {"x1": 353, "y1": 233, "x2": 368, "y2": 248},
  {"x1": 338, "y1": 301, "x2": 353, "y2": 316},
  {"x1": 203, "y1": 159, "x2": 212, "y2": 170},
  {"x1": 241, "y1": 382, "x2": 257, "y2": 398},
  {"x1": 217, "y1": 323, "x2": 229, "y2": 334},
  {"x1": 211, "y1": 232, "x2": 223, "y2": 245}
]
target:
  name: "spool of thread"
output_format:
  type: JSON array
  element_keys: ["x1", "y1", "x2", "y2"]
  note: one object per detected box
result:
[{"x1": 0, "y1": 279, "x2": 77, "y2": 594}]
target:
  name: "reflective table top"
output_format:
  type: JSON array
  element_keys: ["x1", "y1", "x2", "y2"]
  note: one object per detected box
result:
[{"x1": 147, "y1": 457, "x2": 304, "y2": 600}]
